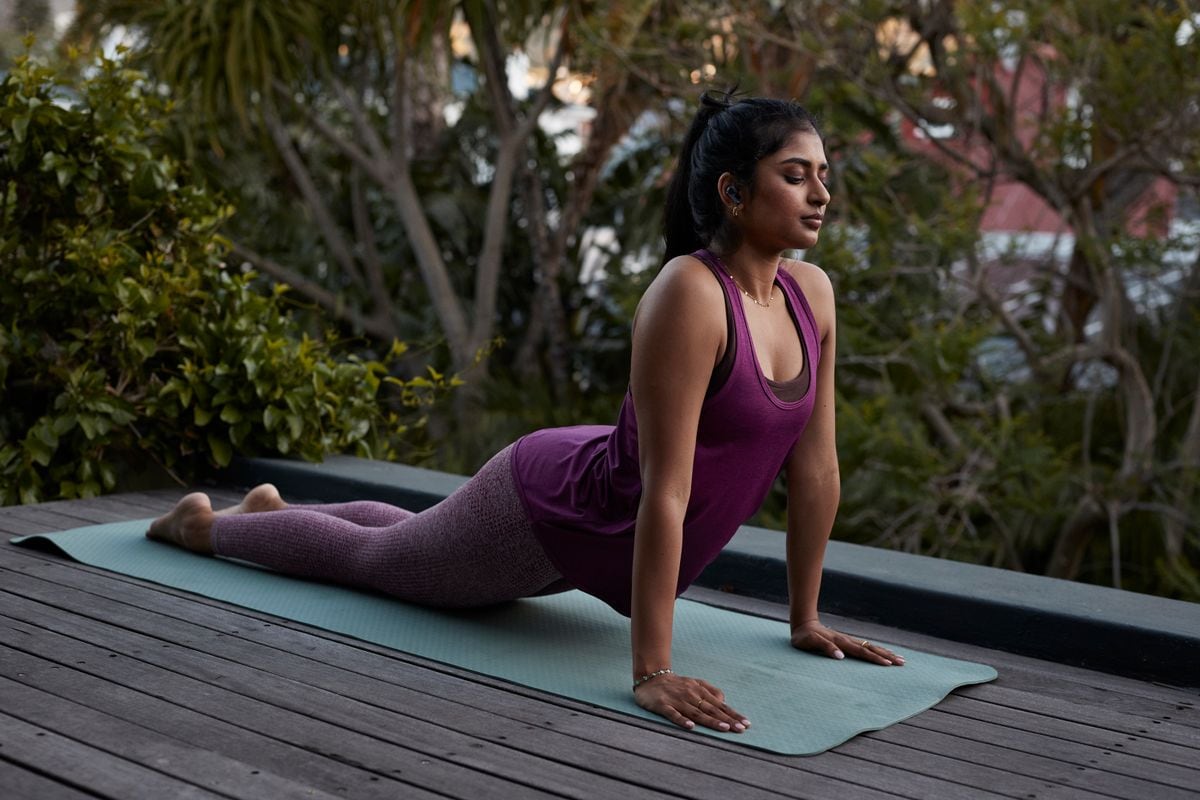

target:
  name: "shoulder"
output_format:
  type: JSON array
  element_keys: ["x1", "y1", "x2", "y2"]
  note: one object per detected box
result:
[
  {"x1": 780, "y1": 258, "x2": 835, "y2": 339},
  {"x1": 650, "y1": 254, "x2": 725, "y2": 300},
  {"x1": 634, "y1": 254, "x2": 726, "y2": 330}
]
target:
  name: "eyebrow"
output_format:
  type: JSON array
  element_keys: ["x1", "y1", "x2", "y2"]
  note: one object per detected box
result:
[{"x1": 780, "y1": 156, "x2": 829, "y2": 171}]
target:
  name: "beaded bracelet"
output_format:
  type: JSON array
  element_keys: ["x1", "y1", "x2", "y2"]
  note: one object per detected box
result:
[{"x1": 632, "y1": 667, "x2": 673, "y2": 691}]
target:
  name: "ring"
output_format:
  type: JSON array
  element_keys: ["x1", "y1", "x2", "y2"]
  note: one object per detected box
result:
[{"x1": 860, "y1": 640, "x2": 871, "y2": 648}]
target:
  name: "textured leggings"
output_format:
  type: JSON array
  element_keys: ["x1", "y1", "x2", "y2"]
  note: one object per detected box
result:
[{"x1": 210, "y1": 444, "x2": 567, "y2": 607}]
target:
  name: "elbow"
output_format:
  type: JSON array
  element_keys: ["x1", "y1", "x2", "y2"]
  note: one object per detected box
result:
[
  {"x1": 638, "y1": 482, "x2": 691, "y2": 527},
  {"x1": 790, "y1": 461, "x2": 840, "y2": 500}
]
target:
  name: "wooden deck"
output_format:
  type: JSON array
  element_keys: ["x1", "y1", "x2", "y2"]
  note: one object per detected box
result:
[{"x1": 1, "y1": 489, "x2": 1197, "y2": 800}]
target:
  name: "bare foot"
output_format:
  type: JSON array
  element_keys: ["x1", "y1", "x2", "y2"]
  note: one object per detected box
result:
[
  {"x1": 215, "y1": 484, "x2": 287, "y2": 517},
  {"x1": 147, "y1": 492, "x2": 215, "y2": 554}
]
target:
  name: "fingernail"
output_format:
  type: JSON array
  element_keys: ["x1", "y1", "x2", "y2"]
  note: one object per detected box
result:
[
  {"x1": 834, "y1": 650, "x2": 845, "y2": 659},
  {"x1": 733, "y1": 722, "x2": 746, "y2": 732},
  {"x1": 684, "y1": 720, "x2": 695, "y2": 729},
  {"x1": 882, "y1": 659, "x2": 892, "y2": 665},
  {"x1": 741, "y1": 718, "x2": 752, "y2": 726},
  {"x1": 895, "y1": 657, "x2": 906, "y2": 664},
  {"x1": 718, "y1": 722, "x2": 730, "y2": 730}
]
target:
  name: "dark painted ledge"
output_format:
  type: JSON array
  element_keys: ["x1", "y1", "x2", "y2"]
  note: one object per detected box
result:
[{"x1": 221, "y1": 455, "x2": 1200, "y2": 688}]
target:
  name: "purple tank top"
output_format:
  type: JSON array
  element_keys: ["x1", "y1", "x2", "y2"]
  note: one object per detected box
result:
[{"x1": 510, "y1": 249, "x2": 822, "y2": 616}]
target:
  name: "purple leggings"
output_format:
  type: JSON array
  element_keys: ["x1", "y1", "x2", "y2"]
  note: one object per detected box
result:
[{"x1": 211, "y1": 445, "x2": 567, "y2": 607}]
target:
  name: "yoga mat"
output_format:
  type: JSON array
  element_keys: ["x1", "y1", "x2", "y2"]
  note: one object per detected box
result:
[{"x1": 11, "y1": 519, "x2": 997, "y2": 755}]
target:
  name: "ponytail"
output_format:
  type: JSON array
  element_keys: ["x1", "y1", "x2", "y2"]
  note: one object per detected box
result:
[
  {"x1": 661, "y1": 89, "x2": 820, "y2": 265},
  {"x1": 662, "y1": 90, "x2": 735, "y2": 263}
]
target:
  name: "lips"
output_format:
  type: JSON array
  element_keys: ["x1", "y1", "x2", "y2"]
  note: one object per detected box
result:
[{"x1": 802, "y1": 215, "x2": 823, "y2": 230}]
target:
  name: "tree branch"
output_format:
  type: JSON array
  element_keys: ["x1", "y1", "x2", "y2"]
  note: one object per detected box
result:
[
  {"x1": 278, "y1": 80, "x2": 469, "y2": 362},
  {"x1": 228, "y1": 241, "x2": 394, "y2": 341},
  {"x1": 350, "y1": 168, "x2": 399, "y2": 341},
  {"x1": 282, "y1": 85, "x2": 392, "y2": 185},
  {"x1": 261, "y1": 100, "x2": 366, "y2": 291},
  {"x1": 467, "y1": 5, "x2": 571, "y2": 350}
]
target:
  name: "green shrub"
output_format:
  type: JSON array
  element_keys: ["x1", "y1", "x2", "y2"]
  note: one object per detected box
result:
[{"x1": 0, "y1": 45, "x2": 452, "y2": 505}]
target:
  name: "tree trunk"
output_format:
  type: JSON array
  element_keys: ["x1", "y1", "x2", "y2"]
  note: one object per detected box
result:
[
  {"x1": 1165, "y1": 376, "x2": 1200, "y2": 558},
  {"x1": 1046, "y1": 493, "x2": 1105, "y2": 579}
]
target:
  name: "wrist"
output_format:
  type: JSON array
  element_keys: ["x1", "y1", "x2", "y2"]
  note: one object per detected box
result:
[{"x1": 632, "y1": 667, "x2": 673, "y2": 691}]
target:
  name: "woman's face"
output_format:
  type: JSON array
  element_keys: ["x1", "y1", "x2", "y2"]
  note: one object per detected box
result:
[{"x1": 739, "y1": 130, "x2": 831, "y2": 253}]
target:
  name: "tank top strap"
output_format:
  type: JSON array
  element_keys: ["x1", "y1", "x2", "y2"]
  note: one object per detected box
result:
[
  {"x1": 774, "y1": 265, "x2": 822, "y2": 368},
  {"x1": 691, "y1": 248, "x2": 755, "y2": 371}
]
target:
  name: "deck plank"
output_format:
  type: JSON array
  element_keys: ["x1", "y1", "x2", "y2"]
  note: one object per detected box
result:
[
  {"x1": 3, "y1": 492, "x2": 1198, "y2": 800},
  {"x1": 0, "y1": 676, "x2": 348, "y2": 800},
  {"x1": 0, "y1": 644, "x2": 440, "y2": 800},
  {"x1": 862, "y1": 721, "x2": 1196, "y2": 799},
  {"x1": 0, "y1": 758, "x2": 99, "y2": 800},
  {"x1": 0, "y1": 601, "x2": 648, "y2": 800},
  {"x1": 932, "y1": 694, "x2": 1200, "y2": 766},
  {"x1": 0, "y1": 711, "x2": 224, "y2": 799}
]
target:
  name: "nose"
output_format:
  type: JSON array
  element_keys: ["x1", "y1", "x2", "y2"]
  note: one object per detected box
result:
[{"x1": 810, "y1": 178, "x2": 830, "y2": 208}]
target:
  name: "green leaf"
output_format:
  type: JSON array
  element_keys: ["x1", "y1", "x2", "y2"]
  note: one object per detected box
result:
[
  {"x1": 99, "y1": 462, "x2": 117, "y2": 490},
  {"x1": 25, "y1": 436, "x2": 53, "y2": 467},
  {"x1": 37, "y1": 423, "x2": 58, "y2": 449},
  {"x1": 207, "y1": 432, "x2": 232, "y2": 467}
]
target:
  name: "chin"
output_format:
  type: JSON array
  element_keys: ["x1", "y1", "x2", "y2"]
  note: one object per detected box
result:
[{"x1": 790, "y1": 233, "x2": 819, "y2": 251}]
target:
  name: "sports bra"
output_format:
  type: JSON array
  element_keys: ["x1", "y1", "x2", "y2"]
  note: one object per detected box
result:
[{"x1": 706, "y1": 260, "x2": 810, "y2": 403}]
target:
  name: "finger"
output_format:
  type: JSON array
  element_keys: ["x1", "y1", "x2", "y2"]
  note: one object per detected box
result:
[
  {"x1": 659, "y1": 704, "x2": 697, "y2": 730},
  {"x1": 851, "y1": 639, "x2": 896, "y2": 666},
  {"x1": 684, "y1": 703, "x2": 745, "y2": 733},
  {"x1": 808, "y1": 632, "x2": 845, "y2": 660},
  {"x1": 695, "y1": 679, "x2": 726, "y2": 702},
  {"x1": 693, "y1": 686, "x2": 750, "y2": 729},
  {"x1": 709, "y1": 698, "x2": 751, "y2": 728},
  {"x1": 875, "y1": 645, "x2": 905, "y2": 665},
  {"x1": 698, "y1": 697, "x2": 749, "y2": 731}
]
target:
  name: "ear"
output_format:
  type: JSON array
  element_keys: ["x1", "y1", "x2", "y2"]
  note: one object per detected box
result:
[{"x1": 716, "y1": 172, "x2": 741, "y2": 210}]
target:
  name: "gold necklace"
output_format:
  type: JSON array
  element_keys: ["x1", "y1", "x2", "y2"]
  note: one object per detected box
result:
[{"x1": 727, "y1": 272, "x2": 775, "y2": 308}]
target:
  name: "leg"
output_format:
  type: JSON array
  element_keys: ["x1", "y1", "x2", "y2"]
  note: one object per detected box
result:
[
  {"x1": 213, "y1": 484, "x2": 413, "y2": 526},
  {"x1": 150, "y1": 489, "x2": 416, "y2": 551},
  {"x1": 289, "y1": 501, "x2": 416, "y2": 527},
  {"x1": 209, "y1": 445, "x2": 563, "y2": 607}
]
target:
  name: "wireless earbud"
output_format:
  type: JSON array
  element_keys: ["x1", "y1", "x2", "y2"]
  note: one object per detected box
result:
[{"x1": 725, "y1": 185, "x2": 741, "y2": 202}]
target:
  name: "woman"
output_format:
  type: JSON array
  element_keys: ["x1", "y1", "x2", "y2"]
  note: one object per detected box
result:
[{"x1": 149, "y1": 91, "x2": 904, "y2": 735}]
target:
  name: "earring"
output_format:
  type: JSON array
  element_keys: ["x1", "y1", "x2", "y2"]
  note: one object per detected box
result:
[{"x1": 732, "y1": 204, "x2": 742, "y2": 217}]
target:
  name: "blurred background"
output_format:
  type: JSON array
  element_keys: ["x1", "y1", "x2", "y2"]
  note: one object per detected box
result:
[{"x1": 2, "y1": 1, "x2": 1198, "y2": 602}]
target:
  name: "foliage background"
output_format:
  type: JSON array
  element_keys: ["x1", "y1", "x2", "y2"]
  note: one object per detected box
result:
[
  {"x1": 3, "y1": 0, "x2": 1198, "y2": 602},
  {"x1": 0, "y1": 45, "x2": 452, "y2": 504}
]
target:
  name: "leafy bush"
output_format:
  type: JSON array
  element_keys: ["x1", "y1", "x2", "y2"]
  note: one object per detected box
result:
[{"x1": 0, "y1": 45, "x2": 452, "y2": 505}]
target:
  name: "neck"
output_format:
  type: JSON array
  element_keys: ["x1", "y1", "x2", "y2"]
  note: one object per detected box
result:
[{"x1": 711, "y1": 244, "x2": 784, "y2": 302}]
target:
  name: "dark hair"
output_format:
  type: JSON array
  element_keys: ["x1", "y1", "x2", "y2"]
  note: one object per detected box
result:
[{"x1": 662, "y1": 90, "x2": 821, "y2": 262}]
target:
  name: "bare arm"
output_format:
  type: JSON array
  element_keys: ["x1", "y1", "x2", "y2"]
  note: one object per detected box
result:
[
  {"x1": 629, "y1": 256, "x2": 750, "y2": 732},
  {"x1": 783, "y1": 265, "x2": 840, "y2": 628},
  {"x1": 783, "y1": 263, "x2": 903, "y2": 666}
]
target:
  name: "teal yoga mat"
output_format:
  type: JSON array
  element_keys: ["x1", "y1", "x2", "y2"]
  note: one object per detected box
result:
[{"x1": 12, "y1": 519, "x2": 997, "y2": 755}]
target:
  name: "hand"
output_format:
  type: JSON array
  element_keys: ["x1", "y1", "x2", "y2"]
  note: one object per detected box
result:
[
  {"x1": 790, "y1": 620, "x2": 905, "y2": 666},
  {"x1": 633, "y1": 673, "x2": 751, "y2": 733}
]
